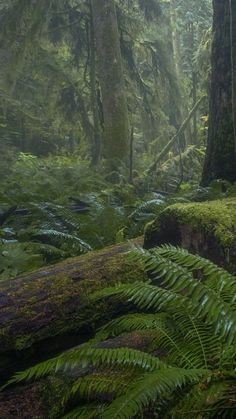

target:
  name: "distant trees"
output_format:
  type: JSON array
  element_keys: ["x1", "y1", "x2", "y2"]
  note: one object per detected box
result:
[
  {"x1": 0, "y1": 0, "x2": 212, "y2": 182},
  {"x1": 201, "y1": 0, "x2": 236, "y2": 185}
]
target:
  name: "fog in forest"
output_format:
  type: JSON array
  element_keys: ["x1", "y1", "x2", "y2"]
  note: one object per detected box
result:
[{"x1": 0, "y1": 1, "x2": 236, "y2": 418}]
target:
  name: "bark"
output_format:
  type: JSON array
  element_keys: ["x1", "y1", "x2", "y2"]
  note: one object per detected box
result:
[
  {"x1": 201, "y1": 0, "x2": 236, "y2": 185},
  {"x1": 91, "y1": 0, "x2": 130, "y2": 169},
  {"x1": 89, "y1": 0, "x2": 101, "y2": 166},
  {"x1": 230, "y1": 0, "x2": 236, "y2": 153},
  {"x1": 0, "y1": 239, "x2": 144, "y2": 379}
]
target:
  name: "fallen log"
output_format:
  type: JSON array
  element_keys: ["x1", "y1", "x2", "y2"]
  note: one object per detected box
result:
[{"x1": 0, "y1": 238, "x2": 145, "y2": 379}]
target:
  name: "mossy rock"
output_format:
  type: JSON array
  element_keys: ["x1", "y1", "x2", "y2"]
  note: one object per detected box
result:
[{"x1": 144, "y1": 198, "x2": 236, "y2": 273}]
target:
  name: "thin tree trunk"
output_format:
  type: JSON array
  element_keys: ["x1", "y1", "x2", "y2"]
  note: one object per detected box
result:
[
  {"x1": 91, "y1": 0, "x2": 130, "y2": 170},
  {"x1": 189, "y1": 21, "x2": 198, "y2": 145},
  {"x1": 129, "y1": 126, "x2": 134, "y2": 184}
]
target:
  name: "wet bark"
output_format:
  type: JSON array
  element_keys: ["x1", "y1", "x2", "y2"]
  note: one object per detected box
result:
[{"x1": 201, "y1": 0, "x2": 236, "y2": 185}]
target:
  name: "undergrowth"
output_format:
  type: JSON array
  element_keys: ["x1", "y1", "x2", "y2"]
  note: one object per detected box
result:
[
  {"x1": 1, "y1": 152, "x2": 236, "y2": 280},
  {"x1": 5, "y1": 245, "x2": 236, "y2": 418}
]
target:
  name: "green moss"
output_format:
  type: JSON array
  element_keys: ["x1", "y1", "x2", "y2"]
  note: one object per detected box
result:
[
  {"x1": 144, "y1": 198, "x2": 236, "y2": 273},
  {"x1": 163, "y1": 198, "x2": 236, "y2": 248},
  {"x1": 6, "y1": 245, "x2": 147, "y2": 354},
  {"x1": 144, "y1": 220, "x2": 156, "y2": 236}
]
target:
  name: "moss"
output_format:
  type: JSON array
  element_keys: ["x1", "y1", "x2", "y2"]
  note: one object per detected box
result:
[
  {"x1": 15, "y1": 335, "x2": 34, "y2": 351},
  {"x1": 163, "y1": 199, "x2": 236, "y2": 248},
  {"x1": 144, "y1": 198, "x2": 236, "y2": 272},
  {"x1": 0, "y1": 240, "x2": 146, "y2": 359}
]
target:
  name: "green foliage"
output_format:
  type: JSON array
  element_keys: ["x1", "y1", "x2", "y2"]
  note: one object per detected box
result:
[
  {"x1": 0, "y1": 154, "x2": 171, "y2": 279},
  {"x1": 6, "y1": 245, "x2": 236, "y2": 418}
]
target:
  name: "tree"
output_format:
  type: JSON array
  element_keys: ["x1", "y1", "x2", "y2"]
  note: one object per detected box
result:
[
  {"x1": 201, "y1": 0, "x2": 236, "y2": 185},
  {"x1": 91, "y1": 0, "x2": 130, "y2": 170}
]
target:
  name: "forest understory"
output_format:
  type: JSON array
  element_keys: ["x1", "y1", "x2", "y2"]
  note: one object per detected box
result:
[{"x1": 0, "y1": 0, "x2": 236, "y2": 418}]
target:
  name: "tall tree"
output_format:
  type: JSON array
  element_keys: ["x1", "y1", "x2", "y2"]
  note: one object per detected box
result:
[
  {"x1": 202, "y1": 0, "x2": 236, "y2": 185},
  {"x1": 91, "y1": 0, "x2": 130, "y2": 170}
]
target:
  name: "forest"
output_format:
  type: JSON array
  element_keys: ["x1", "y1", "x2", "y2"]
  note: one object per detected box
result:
[{"x1": 0, "y1": 0, "x2": 236, "y2": 418}]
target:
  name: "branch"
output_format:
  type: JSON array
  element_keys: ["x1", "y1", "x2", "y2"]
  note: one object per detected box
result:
[{"x1": 147, "y1": 96, "x2": 206, "y2": 175}]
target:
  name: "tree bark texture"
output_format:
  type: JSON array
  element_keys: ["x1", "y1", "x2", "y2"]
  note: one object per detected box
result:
[
  {"x1": 201, "y1": 0, "x2": 236, "y2": 185},
  {"x1": 91, "y1": 0, "x2": 130, "y2": 167}
]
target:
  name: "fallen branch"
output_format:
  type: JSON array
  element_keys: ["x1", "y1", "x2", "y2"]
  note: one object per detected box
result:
[{"x1": 147, "y1": 96, "x2": 206, "y2": 175}]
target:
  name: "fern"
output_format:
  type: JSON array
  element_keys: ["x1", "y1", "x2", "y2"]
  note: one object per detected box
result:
[
  {"x1": 6, "y1": 347, "x2": 162, "y2": 389},
  {"x1": 32, "y1": 229, "x2": 91, "y2": 254},
  {"x1": 68, "y1": 374, "x2": 129, "y2": 400},
  {"x1": 62, "y1": 404, "x2": 106, "y2": 419},
  {"x1": 128, "y1": 246, "x2": 236, "y2": 345},
  {"x1": 4, "y1": 246, "x2": 236, "y2": 418},
  {"x1": 102, "y1": 368, "x2": 207, "y2": 419}
]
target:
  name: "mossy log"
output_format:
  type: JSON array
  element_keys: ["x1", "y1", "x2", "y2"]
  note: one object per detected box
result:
[
  {"x1": 0, "y1": 238, "x2": 145, "y2": 378},
  {"x1": 144, "y1": 198, "x2": 236, "y2": 273}
]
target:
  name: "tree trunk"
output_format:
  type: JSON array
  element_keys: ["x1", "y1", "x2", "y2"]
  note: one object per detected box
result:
[
  {"x1": 230, "y1": 0, "x2": 236, "y2": 153},
  {"x1": 0, "y1": 239, "x2": 144, "y2": 380},
  {"x1": 91, "y1": 0, "x2": 130, "y2": 170},
  {"x1": 201, "y1": 0, "x2": 236, "y2": 185},
  {"x1": 168, "y1": 0, "x2": 186, "y2": 149},
  {"x1": 89, "y1": 0, "x2": 101, "y2": 166}
]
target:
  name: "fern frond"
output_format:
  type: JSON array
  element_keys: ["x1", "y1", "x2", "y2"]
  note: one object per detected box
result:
[
  {"x1": 69, "y1": 374, "x2": 129, "y2": 400},
  {"x1": 63, "y1": 403, "x2": 106, "y2": 419},
  {"x1": 33, "y1": 229, "x2": 91, "y2": 253},
  {"x1": 156, "y1": 244, "x2": 236, "y2": 306},
  {"x1": 92, "y1": 277, "x2": 236, "y2": 347},
  {"x1": 128, "y1": 247, "x2": 236, "y2": 345},
  {"x1": 102, "y1": 368, "x2": 207, "y2": 419},
  {"x1": 6, "y1": 347, "x2": 163, "y2": 388},
  {"x1": 91, "y1": 281, "x2": 187, "y2": 312},
  {"x1": 96, "y1": 312, "x2": 171, "y2": 340}
]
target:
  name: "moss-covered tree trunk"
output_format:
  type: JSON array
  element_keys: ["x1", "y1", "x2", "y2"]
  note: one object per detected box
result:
[
  {"x1": 201, "y1": 0, "x2": 236, "y2": 185},
  {"x1": 91, "y1": 0, "x2": 130, "y2": 170}
]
